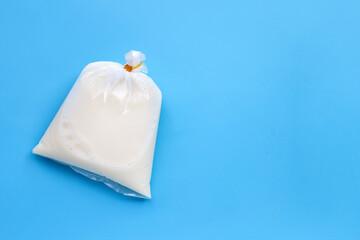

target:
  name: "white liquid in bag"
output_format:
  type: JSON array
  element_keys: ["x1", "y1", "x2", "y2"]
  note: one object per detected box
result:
[{"x1": 33, "y1": 51, "x2": 162, "y2": 198}]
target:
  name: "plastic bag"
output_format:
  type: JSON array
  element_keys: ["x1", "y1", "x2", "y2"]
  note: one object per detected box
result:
[{"x1": 33, "y1": 51, "x2": 162, "y2": 199}]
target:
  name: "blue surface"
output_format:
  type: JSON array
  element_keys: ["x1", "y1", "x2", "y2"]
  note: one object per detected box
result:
[{"x1": 1, "y1": 0, "x2": 360, "y2": 239}]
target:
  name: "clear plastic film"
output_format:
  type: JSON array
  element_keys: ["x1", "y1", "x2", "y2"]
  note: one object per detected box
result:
[{"x1": 71, "y1": 166, "x2": 147, "y2": 198}]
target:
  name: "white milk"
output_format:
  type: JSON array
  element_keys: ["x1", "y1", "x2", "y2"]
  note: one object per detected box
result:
[{"x1": 33, "y1": 51, "x2": 162, "y2": 198}]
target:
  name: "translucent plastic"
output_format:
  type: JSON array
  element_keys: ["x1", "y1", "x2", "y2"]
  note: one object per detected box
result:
[{"x1": 33, "y1": 51, "x2": 162, "y2": 199}]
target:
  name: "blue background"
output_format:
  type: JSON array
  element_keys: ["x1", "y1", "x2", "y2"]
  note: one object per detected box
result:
[{"x1": 1, "y1": 0, "x2": 360, "y2": 239}]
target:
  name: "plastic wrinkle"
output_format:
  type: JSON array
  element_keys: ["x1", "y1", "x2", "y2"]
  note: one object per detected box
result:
[
  {"x1": 70, "y1": 166, "x2": 149, "y2": 199},
  {"x1": 83, "y1": 54, "x2": 150, "y2": 113}
]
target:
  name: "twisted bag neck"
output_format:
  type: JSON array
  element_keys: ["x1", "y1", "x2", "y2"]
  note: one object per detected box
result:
[
  {"x1": 124, "y1": 50, "x2": 148, "y2": 74},
  {"x1": 83, "y1": 50, "x2": 149, "y2": 107}
]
